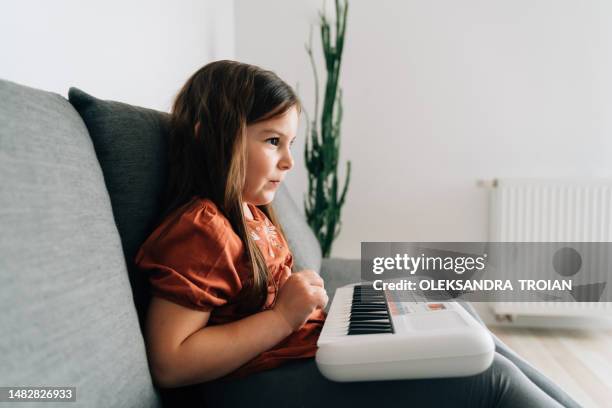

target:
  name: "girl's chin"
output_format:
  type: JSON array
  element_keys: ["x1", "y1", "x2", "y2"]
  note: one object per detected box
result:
[{"x1": 248, "y1": 192, "x2": 276, "y2": 206}]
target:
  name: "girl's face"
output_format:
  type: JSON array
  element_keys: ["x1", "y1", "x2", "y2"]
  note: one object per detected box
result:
[{"x1": 243, "y1": 105, "x2": 298, "y2": 207}]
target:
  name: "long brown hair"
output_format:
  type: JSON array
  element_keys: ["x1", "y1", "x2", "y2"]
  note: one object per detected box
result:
[{"x1": 160, "y1": 60, "x2": 300, "y2": 313}]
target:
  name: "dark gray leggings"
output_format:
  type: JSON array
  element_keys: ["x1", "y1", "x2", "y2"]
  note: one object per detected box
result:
[
  {"x1": 160, "y1": 303, "x2": 580, "y2": 407},
  {"x1": 197, "y1": 352, "x2": 567, "y2": 408}
]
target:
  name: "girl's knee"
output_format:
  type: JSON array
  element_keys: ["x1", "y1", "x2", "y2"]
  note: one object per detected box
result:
[
  {"x1": 480, "y1": 352, "x2": 563, "y2": 407},
  {"x1": 491, "y1": 353, "x2": 522, "y2": 376},
  {"x1": 487, "y1": 353, "x2": 527, "y2": 396}
]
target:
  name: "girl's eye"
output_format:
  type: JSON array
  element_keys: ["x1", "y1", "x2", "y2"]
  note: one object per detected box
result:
[{"x1": 267, "y1": 137, "x2": 280, "y2": 146}]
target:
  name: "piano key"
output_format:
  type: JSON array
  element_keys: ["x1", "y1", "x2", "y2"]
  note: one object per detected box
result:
[
  {"x1": 349, "y1": 321, "x2": 392, "y2": 328},
  {"x1": 350, "y1": 326, "x2": 393, "y2": 332},
  {"x1": 351, "y1": 305, "x2": 387, "y2": 310},
  {"x1": 351, "y1": 309, "x2": 388, "y2": 315},
  {"x1": 350, "y1": 311, "x2": 388, "y2": 315},
  {"x1": 352, "y1": 302, "x2": 388, "y2": 307},
  {"x1": 318, "y1": 284, "x2": 396, "y2": 341},
  {"x1": 349, "y1": 316, "x2": 390, "y2": 322},
  {"x1": 349, "y1": 311, "x2": 389, "y2": 317},
  {"x1": 352, "y1": 299, "x2": 386, "y2": 303},
  {"x1": 348, "y1": 328, "x2": 393, "y2": 335}
]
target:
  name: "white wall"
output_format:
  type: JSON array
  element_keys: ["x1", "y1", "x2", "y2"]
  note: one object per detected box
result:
[
  {"x1": 235, "y1": 0, "x2": 612, "y2": 259},
  {"x1": 1, "y1": 0, "x2": 235, "y2": 112}
]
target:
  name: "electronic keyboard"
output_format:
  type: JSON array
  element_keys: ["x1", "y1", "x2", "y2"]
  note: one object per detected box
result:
[{"x1": 315, "y1": 282, "x2": 495, "y2": 382}]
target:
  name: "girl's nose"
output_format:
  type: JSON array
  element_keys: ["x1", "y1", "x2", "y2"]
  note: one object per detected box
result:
[{"x1": 279, "y1": 149, "x2": 294, "y2": 171}]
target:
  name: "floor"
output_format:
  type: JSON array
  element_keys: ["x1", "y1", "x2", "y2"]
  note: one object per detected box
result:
[{"x1": 488, "y1": 326, "x2": 612, "y2": 408}]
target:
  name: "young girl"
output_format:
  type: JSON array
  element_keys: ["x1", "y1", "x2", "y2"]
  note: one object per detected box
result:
[{"x1": 136, "y1": 60, "x2": 569, "y2": 407}]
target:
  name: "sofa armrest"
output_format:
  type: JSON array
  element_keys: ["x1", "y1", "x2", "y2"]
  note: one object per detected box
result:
[{"x1": 319, "y1": 257, "x2": 361, "y2": 302}]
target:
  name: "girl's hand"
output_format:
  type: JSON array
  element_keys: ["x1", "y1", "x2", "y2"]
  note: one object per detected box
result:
[
  {"x1": 279, "y1": 264, "x2": 292, "y2": 288},
  {"x1": 272, "y1": 267, "x2": 328, "y2": 332}
]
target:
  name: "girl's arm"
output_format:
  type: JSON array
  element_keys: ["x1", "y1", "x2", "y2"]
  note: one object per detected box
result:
[
  {"x1": 146, "y1": 268, "x2": 327, "y2": 388},
  {"x1": 146, "y1": 296, "x2": 292, "y2": 387}
]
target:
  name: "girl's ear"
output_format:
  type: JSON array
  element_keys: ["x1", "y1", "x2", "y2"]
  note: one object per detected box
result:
[{"x1": 194, "y1": 121, "x2": 201, "y2": 135}]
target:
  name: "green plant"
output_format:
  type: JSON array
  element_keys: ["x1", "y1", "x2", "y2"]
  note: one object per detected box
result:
[{"x1": 304, "y1": 0, "x2": 351, "y2": 258}]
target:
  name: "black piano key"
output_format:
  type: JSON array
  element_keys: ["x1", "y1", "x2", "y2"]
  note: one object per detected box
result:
[
  {"x1": 348, "y1": 317, "x2": 391, "y2": 324},
  {"x1": 349, "y1": 318, "x2": 390, "y2": 323},
  {"x1": 351, "y1": 310, "x2": 387, "y2": 316},
  {"x1": 351, "y1": 305, "x2": 387, "y2": 310},
  {"x1": 349, "y1": 320, "x2": 382, "y2": 326},
  {"x1": 348, "y1": 328, "x2": 392, "y2": 334},
  {"x1": 349, "y1": 324, "x2": 392, "y2": 329},
  {"x1": 349, "y1": 311, "x2": 389, "y2": 316},
  {"x1": 351, "y1": 309, "x2": 388, "y2": 314},
  {"x1": 349, "y1": 315, "x2": 389, "y2": 320},
  {"x1": 349, "y1": 311, "x2": 389, "y2": 317},
  {"x1": 349, "y1": 326, "x2": 392, "y2": 332},
  {"x1": 355, "y1": 299, "x2": 384, "y2": 302},
  {"x1": 349, "y1": 318, "x2": 391, "y2": 323},
  {"x1": 353, "y1": 297, "x2": 385, "y2": 301},
  {"x1": 349, "y1": 319, "x2": 392, "y2": 325},
  {"x1": 349, "y1": 322, "x2": 391, "y2": 330},
  {"x1": 353, "y1": 299, "x2": 385, "y2": 302},
  {"x1": 348, "y1": 328, "x2": 393, "y2": 335},
  {"x1": 349, "y1": 318, "x2": 391, "y2": 324}
]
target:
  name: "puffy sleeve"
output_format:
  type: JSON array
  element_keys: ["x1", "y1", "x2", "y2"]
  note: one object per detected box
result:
[{"x1": 135, "y1": 200, "x2": 244, "y2": 312}]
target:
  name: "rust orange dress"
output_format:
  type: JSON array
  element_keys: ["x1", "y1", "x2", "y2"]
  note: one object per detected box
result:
[{"x1": 134, "y1": 197, "x2": 326, "y2": 380}]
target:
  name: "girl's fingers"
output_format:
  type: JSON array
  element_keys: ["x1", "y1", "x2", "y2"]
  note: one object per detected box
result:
[
  {"x1": 312, "y1": 286, "x2": 329, "y2": 308},
  {"x1": 281, "y1": 268, "x2": 324, "y2": 288},
  {"x1": 304, "y1": 271, "x2": 325, "y2": 288},
  {"x1": 279, "y1": 264, "x2": 292, "y2": 287},
  {"x1": 298, "y1": 270, "x2": 324, "y2": 288}
]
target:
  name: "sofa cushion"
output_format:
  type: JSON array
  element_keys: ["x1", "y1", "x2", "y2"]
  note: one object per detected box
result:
[
  {"x1": 68, "y1": 88, "x2": 169, "y2": 330},
  {"x1": 272, "y1": 185, "x2": 322, "y2": 273},
  {"x1": 0, "y1": 79, "x2": 161, "y2": 407},
  {"x1": 68, "y1": 89, "x2": 322, "y2": 295}
]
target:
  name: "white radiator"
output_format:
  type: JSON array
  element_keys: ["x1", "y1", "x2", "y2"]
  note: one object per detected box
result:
[{"x1": 487, "y1": 178, "x2": 612, "y2": 317}]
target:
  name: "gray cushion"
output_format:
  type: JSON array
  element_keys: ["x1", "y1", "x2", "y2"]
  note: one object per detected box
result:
[
  {"x1": 0, "y1": 79, "x2": 161, "y2": 407},
  {"x1": 319, "y1": 258, "x2": 361, "y2": 302},
  {"x1": 68, "y1": 88, "x2": 322, "y2": 286},
  {"x1": 68, "y1": 88, "x2": 169, "y2": 330},
  {"x1": 272, "y1": 185, "x2": 322, "y2": 273}
]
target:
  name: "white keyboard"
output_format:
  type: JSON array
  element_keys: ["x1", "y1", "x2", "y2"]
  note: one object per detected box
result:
[{"x1": 316, "y1": 282, "x2": 495, "y2": 382}]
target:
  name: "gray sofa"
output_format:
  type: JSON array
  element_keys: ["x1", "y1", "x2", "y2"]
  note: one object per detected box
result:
[{"x1": 0, "y1": 79, "x2": 580, "y2": 407}]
